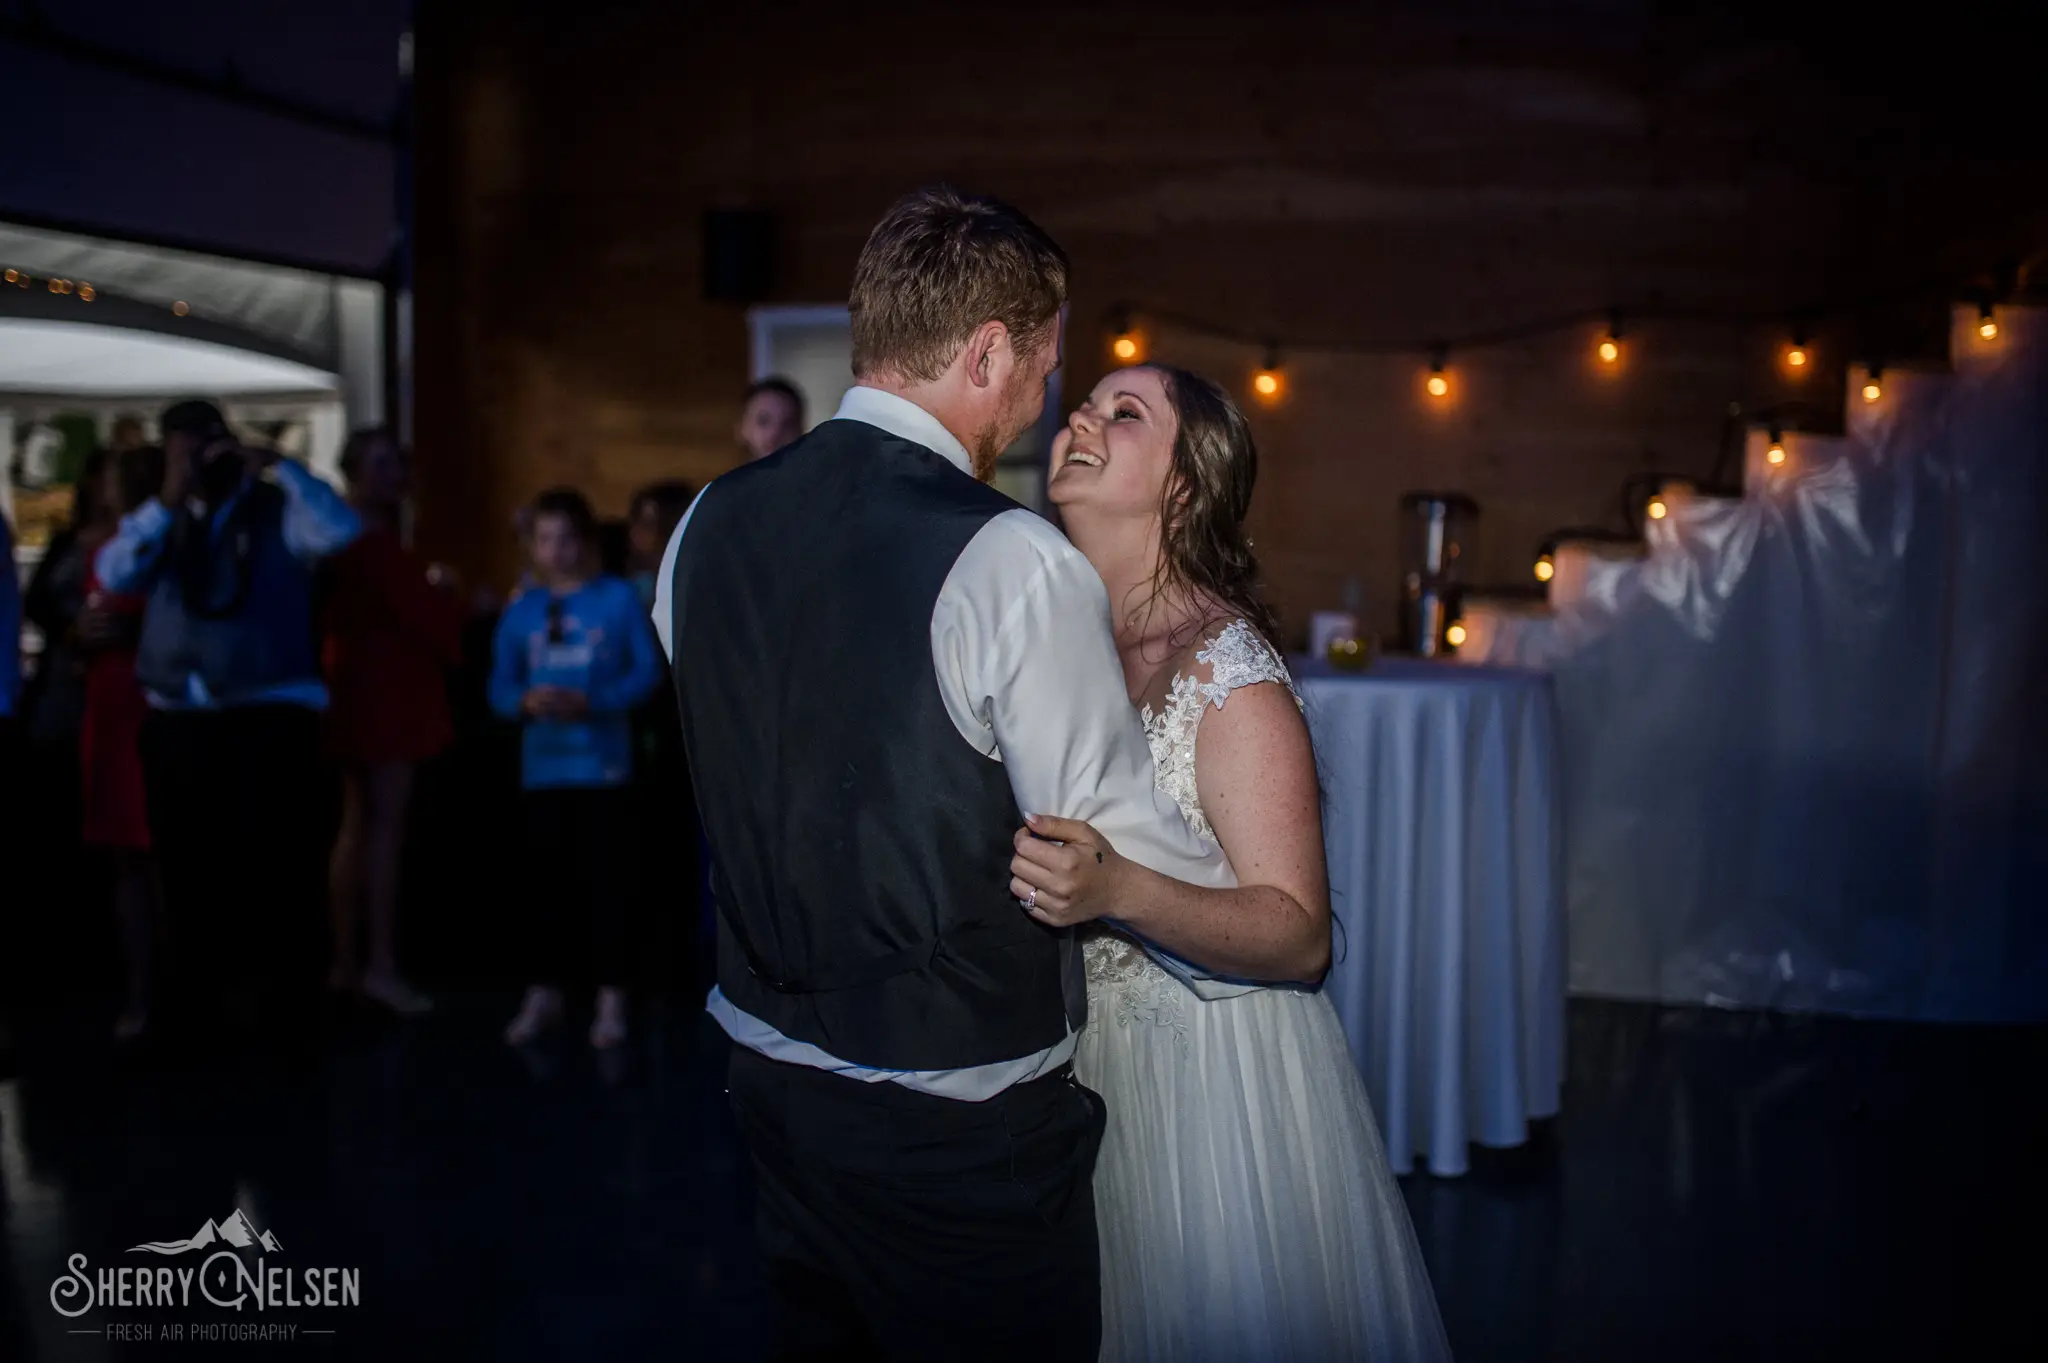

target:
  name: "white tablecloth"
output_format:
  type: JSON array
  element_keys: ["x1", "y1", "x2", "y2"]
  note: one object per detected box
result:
[{"x1": 1295, "y1": 656, "x2": 1566, "y2": 1176}]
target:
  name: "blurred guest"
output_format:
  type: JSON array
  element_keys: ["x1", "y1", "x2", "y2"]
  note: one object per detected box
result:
[
  {"x1": 0, "y1": 502, "x2": 16, "y2": 729},
  {"x1": 322, "y1": 428, "x2": 465, "y2": 1017},
  {"x1": 626, "y1": 480, "x2": 701, "y2": 993},
  {"x1": 96, "y1": 399, "x2": 361, "y2": 1047},
  {"x1": 489, "y1": 488, "x2": 662, "y2": 1049},
  {"x1": 109, "y1": 415, "x2": 147, "y2": 453},
  {"x1": 76, "y1": 446, "x2": 165, "y2": 1041},
  {"x1": 737, "y1": 377, "x2": 806, "y2": 462},
  {"x1": 0, "y1": 505, "x2": 18, "y2": 722},
  {"x1": 627, "y1": 481, "x2": 697, "y2": 609},
  {"x1": 20, "y1": 449, "x2": 112, "y2": 756},
  {"x1": 0, "y1": 507, "x2": 17, "y2": 1070}
]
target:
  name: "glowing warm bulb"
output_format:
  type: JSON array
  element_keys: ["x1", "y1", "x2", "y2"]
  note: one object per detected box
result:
[
  {"x1": 1787, "y1": 345, "x2": 1808, "y2": 368},
  {"x1": 1979, "y1": 318, "x2": 1998, "y2": 341},
  {"x1": 2, "y1": 269, "x2": 15, "y2": 284},
  {"x1": 79, "y1": 283, "x2": 96, "y2": 302},
  {"x1": 1534, "y1": 556, "x2": 1555, "y2": 583},
  {"x1": 1445, "y1": 622, "x2": 1468, "y2": 648},
  {"x1": 1862, "y1": 381, "x2": 1881, "y2": 402},
  {"x1": 1425, "y1": 373, "x2": 1449, "y2": 398},
  {"x1": 1112, "y1": 334, "x2": 1139, "y2": 361},
  {"x1": 1766, "y1": 441, "x2": 1786, "y2": 466},
  {"x1": 1252, "y1": 370, "x2": 1281, "y2": 398},
  {"x1": 1647, "y1": 498, "x2": 1668, "y2": 521},
  {"x1": 1598, "y1": 339, "x2": 1620, "y2": 363}
]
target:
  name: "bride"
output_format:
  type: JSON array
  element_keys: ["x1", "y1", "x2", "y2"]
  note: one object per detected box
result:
[{"x1": 1010, "y1": 365, "x2": 1452, "y2": 1362}]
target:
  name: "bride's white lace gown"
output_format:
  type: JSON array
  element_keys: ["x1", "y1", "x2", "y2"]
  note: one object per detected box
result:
[{"x1": 1078, "y1": 621, "x2": 1452, "y2": 1362}]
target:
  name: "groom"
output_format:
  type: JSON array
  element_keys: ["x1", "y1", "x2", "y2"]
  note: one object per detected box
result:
[{"x1": 655, "y1": 187, "x2": 1233, "y2": 1361}]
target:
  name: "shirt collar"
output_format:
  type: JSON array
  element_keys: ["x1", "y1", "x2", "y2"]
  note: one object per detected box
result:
[{"x1": 831, "y1": 386, "x2": 975, "y2": 478}]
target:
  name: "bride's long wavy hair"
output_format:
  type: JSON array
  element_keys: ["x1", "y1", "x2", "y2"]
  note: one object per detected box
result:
[{"x1": 1131, "y1": 364, "x2": 1284, "y2": 655}]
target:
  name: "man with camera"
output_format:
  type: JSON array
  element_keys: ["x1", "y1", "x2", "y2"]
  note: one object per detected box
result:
[{"x1": 95, "y1": 399, "x2": 361, "y2": 1051}]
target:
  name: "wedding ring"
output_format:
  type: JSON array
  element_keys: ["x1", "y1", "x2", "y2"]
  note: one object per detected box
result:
[{"x1": 1025, "y1": 887, "x2": 1038, "y2": 912}]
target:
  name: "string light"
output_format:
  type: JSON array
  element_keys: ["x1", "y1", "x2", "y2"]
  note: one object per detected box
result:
[
  {"x1": 1597, "y1": 315, "x2": 1622, "y2": 365},
  {"x1": 1251, "y1": 344, "x2": 1284, "y2": 403},
  {"x1": 1110, "y1": 307, "x2": 1141, "y2": 362},
  {"x1": 1445, "y1": 621, "x2": 1468, "y2": 648},
  {"x1": 1785, "y1": 325, "x2": 1810, "y2": 369},
  {"x1": 1647, "y1": 497, "x2": 1669, "y2": 521},
  {"x1": 79, "y1": 282, "x2": 95, "y2": 302},
  {"x1": 1425, "y1": 346, "x2": 1451, "y2": 399},
  {"x1": 1534, "y1": 554, "x2": 1555, "y2": 583},
  {"x1": 1977, "y1": 303, "x2": 1998, "y2": 341},
  {"x1": 2, "y1": 268, "x2": 15, "y2": 284},
  {"x1": 1862, "y1": 366, "x2": 1882, "y2": 403},
  {"x1": 1766, "y1": 427, "x2": 1786, "y2": 466}
]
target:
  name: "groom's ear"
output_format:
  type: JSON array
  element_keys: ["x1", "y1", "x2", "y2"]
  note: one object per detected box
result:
[{"x1": 961, "y1": 319, "x2": 1010, "y2": 390}]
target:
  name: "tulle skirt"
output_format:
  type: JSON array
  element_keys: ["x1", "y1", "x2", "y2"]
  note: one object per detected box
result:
[{"x1": 1077, "y1": 948, "x2": 1452, "y2": 1362}]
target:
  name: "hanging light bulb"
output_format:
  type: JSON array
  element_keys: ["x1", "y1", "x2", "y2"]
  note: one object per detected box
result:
[
  {"x1": 1785, "y1": 325, "x2": 1810, "y2": 369},
  {"x1": 1647, "y1": 497, "x2": 1669, "y2": 521},
  {"x1": 1534, "y1": 554, "x2": 1555, "y2": 583},
  {"x1": 1862, "y1": 366, "x2": 1882, "y2": 403},
  {"x1": 1766, "y1": 427, "x2": 1787, "y2": 466},
  {"x1": 1109, "y1": 307, "x2": 1141, "y2": 362},
  {"x1": 1425, "y1": 346, "x2": 1451, "y2": 399},
  {"x1": 1445, "y1": 621, "x2": 1468, "y2": 648},
  {"x1": 1251, "y1": 344, "x2": 1283, "y2": 403},
  {"x1": 1597, "y1": 315, "x2": 1622, "y2": 365},
  {"x1": 1977, "y1": 303, "x2": 1998, "y2": 341}
]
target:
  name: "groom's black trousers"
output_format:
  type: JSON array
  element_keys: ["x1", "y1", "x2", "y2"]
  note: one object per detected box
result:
[{"x1": 727, "y1": 1042, "x2": 1108, "y2": 1363}]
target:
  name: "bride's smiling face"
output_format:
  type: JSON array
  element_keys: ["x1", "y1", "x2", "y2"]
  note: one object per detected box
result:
[{"x1": 1048, "y1": 367, "x2": 1177, "y2": 517}]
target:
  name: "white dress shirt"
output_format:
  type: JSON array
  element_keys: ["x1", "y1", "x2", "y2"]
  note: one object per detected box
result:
[
  {"x1": 95, "y1": 458, "x2": 363, "y2": 710},
  {"x1": 655, "y1": 385, "x2": 1236, "y2": 1100}
]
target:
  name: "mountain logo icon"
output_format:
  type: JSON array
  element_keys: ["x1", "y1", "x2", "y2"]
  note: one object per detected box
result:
[{"x1": 128, "y1": 1210, "x2": 283, "y2": 1256}]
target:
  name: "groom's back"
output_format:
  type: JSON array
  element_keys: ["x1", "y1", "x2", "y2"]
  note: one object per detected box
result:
[{"x1": 667, "y1": 419, "x2": 1068, "y2": 1071}]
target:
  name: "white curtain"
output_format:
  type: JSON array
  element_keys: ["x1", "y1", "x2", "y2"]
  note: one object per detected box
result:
[{"x1": 1464, "y1": 305, "x2": 2048, "y2": 1023}]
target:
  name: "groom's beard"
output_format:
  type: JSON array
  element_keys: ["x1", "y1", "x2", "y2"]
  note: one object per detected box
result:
[{"x1": 969, "y1": 423, "x2": 1006, "y2": 482}]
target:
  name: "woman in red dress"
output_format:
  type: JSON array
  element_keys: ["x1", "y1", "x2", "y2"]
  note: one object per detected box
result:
[
  {"x1": 322, "y1": 429, "x2": 465, "y2": 1015},
  {"x1": 77, "y1": 445, "x2": 165, "y2": 1041}
]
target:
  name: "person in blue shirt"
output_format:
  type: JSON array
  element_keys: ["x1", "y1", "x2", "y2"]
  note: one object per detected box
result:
[
  {"x1": 93, "y1": 399, "x2": 360, "y2": 1051},
  {"x1": 491, "y1": 486, "x2": 663, "y2": 1049}
]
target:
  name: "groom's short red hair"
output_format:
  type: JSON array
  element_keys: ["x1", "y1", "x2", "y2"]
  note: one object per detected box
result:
[{"x1": 850, "y1": 186, "x2": 1069, "y2": 384}]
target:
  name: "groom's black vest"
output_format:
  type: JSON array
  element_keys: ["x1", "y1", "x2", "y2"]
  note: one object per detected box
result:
[{"x1": 669, "y1": 419, "x2": 1072, "y2": 1072}]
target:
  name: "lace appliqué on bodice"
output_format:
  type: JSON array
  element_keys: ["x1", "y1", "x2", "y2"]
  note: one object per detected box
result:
[{"x1": 1084, "y1": 620, "x2": 1299, "y2": 1046}]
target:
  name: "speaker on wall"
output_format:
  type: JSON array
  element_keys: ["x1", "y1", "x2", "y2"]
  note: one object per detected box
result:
[{"x1": 703, "y1": 209, "x2": 776, "y2": 302}]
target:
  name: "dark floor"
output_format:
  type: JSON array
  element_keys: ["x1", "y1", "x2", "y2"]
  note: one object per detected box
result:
[{"x1": 2, "y1": 993, "x2": 2042, "y2": 1362}]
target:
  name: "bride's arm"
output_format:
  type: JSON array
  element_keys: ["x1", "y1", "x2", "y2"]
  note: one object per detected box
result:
[{"x1": 1012, "y1": 680, "x2": 1332, "y2": 984}]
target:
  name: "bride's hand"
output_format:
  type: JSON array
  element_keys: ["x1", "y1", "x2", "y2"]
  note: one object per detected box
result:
[{"x1": 1010, "y1": 814, "x2": 1128, "y2": 927}]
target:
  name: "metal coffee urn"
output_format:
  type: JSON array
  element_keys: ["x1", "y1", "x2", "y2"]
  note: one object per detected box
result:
[{"x1": 1398, "y1": 492, "x2": 1478, "y2": 656}]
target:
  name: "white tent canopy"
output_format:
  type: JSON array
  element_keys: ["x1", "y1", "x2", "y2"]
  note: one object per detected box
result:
[{"x1": 0, "y1": 319, "x2": 338, "y2": 399}]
